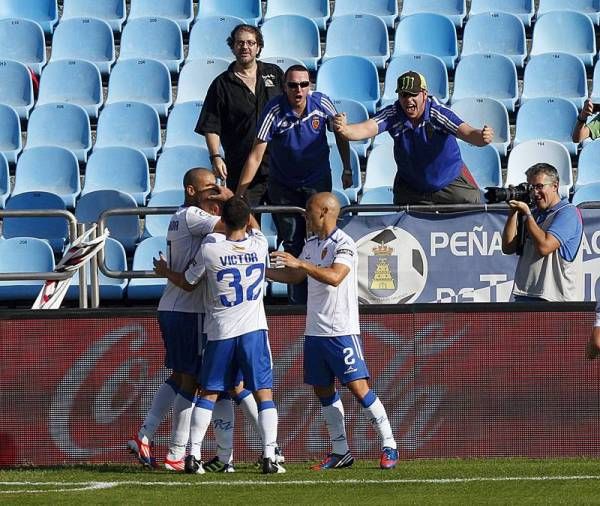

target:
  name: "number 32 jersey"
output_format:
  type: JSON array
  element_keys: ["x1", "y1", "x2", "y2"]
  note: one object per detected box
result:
[{"x1": 186, "y1": 229, "x2": 268, "y2": 341}]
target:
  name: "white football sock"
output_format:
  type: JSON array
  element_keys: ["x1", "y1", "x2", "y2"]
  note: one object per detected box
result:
[
  {"x1": 189, "y1": 398, "x2": 215, "y2": 460},
  {"x1": 258, "y1": 401, "x2": 278, "y2": 459},
  {"x1": 138, "y1": 379, "x2": 177, "y2": 441},
  {"x1": 322, "y1": 399, "x2": 349, "y2": 455},
  {"x1": 212, "y1": 397, "x2": 234, "y2": 464},
  {"x1": 166, "y1": 391, "x2": 195, "y2": 461},
  {"x1": 235, "y1": 390, "x2": 261, "y2": 439},
  {"x1": 362, "y1": 396, "x2": 397, "y2": 450}
]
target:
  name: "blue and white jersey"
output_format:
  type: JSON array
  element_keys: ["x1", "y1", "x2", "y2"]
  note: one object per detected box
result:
[
  {"x1": 300, "y1": 228, "x2": 360, "y2": 337},
  {"x1": 158, "y1": 205, "x2": 220, "y2": 313},
  {"x1": 186, "y1": 229, "x2": 269, "y2": 341}
]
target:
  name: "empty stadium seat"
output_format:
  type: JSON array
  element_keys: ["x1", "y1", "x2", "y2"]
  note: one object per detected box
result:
[
  {"x1": 451, "y1": 98, "x2": 511, "y2": 157},
  {"x1": 120, "y1": 17, "x2": 183, "y2": 74},
  {"x1": 82, "y1": 147, "x2": 150, "y2": 206},
  {"x1": 50, "y1": 17, "x2": 115, "y2": 76},
  {"x1": 329, "y1": 146, "x2": 362, "y2": 202},
  {"x1": 0, "y1": 104, "x2": 22, "y2": 164},
  {"x1": 457, "y1": 141, "x2": 502, "y2": 189},
  {"x1": 326, "y1": 98, "x2": 370, "y2": 158},
  {"x1": 62, "y1": 0, "x2": 126, "y2": 32},
  {"x1": 164, "y1": 102, "x2": 208, "y2": 149},
  {"x1": 196, "y1": 0, "x2": 262, "y2": 27},
  {"x1": 153, "y1": 146, "x2": 212, "y2": 194},
  {"x1": 364, "y1": 144, "x2": 396, "y2": 192},
  {"x1": 0, "y1": 153, "x2": 8, "y2": 208},
  {"x1": 0, "y1": 18, "x2": 46, "y2": 75},
  {"x1": 538, "y1": 0, "x2": 600, "y2": 26},
  {"x1": 144, "y1": 189, "x2": 183, "y2": 237},
  {"x1": 393, "y1": 13, "x2": 458, "y2": 70},
  {"x1": 0, "y1": 237, "x2": 55, "y2": 301},
  {"x1": 401, "y1": 0, "x2": 466, "y2": 27},
  {"x1": 261, "y1": 213, "x2": 279, "y2": 250},
  {"x1": 261, "y1": 15, "x2": 321, "y2": 71},
  {"x1": 531, "y1": 10, "x2": 596, "y2": 67},
  {"x1": 129, "y1": 0, "x2": 194, "y2": 33},
  {"x1": 187, "y1": 15, "x2": 244, "y2": 61},
  {"x1": 0, "y1": 0, "x2": 58, "y2": 35},
  {"x1": 127, "y1": 236, "x2": 167, "y2": 299},
  {"x1": 332, "y1": 188, "x2": 351, "y2": 208},
  {"x1": 12, "y1": 146, "x2": 81, "y2": 208},
  {"x1": 322, "y1": 14, "x2": 389, "y2": 70},
  {"x1": 75, "y1": 190, "x2": 140, "y2": 251},
  {"x1": 0, "y1": 60, "x2": 34, "y2": 121},
  {"x1": 575, "y1": 142, "x2": 600, "y2": 188},
  {"x1": 359, "y1": 186, "x2": 395, "y2": 215},
  {"x1": 572, "y1": 182, "x2": 600, "y2": 204},
  {"x1": 506, "y1": 140, "x2": 573, "y2": 198},
  {"x1": 264, "y1": 0, "x2": 330, "y2": 31},
  {"x1": 513, "y1": 97, "x2": 579, "y2": 156},
  {"x1": 469, "y1": 0, "x2": 534, "y2": 27},
  {"x1": 461, "y1": 12, "x2": 527, "y2": 69},
  {"x1": 176, "y1": 58, "x2": 230, "y2": 105},
  {"x1": 592, "y1": 60, "x2": 600, "y2": 102},
  {"x1": 521, "y1": 53, "x2": 588, "y2": 110},
  {"x1": 451, "y1": 54, "x2": 518, "y2": 113},
  {"x1": 95, "y1": 102, "x2": 161, "y2": 162},
  {"x1": 260, "y1": 56, "x2": 304, "y2": 72},
  {"x1": 25, "y1": 103, "x2": 92, "y2": 163},
  {"x1": 37, "y1": 59, "x2": 103, "y2": 119},
  {"x1": 316, "y1": 56, "x2": 380, "y2": 114},
  {"x1": 3, "y1": 191, "x2": 68, "y2": 253},
  {"x1": 381, "y1": 54, "x2": 449, "y2": 107},
  {"x1": 333, "y1": 0, "x2": 398, "y2": 29},
  {"x1": 106, "y1": 59, "x2": 173, "y2": 119}
]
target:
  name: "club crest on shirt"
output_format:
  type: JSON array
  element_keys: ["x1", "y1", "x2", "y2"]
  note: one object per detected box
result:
[
  {"x1": 311, "y1": 116, "x2": 320, "y2": 130},
  {"x1": 321, "y1": 247, "x2": 328, "y2": 260}
]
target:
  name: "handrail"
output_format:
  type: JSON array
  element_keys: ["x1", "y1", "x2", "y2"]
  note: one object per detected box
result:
[{"x1": 340, "y1": 202, "x2": 511, "y2": 216}]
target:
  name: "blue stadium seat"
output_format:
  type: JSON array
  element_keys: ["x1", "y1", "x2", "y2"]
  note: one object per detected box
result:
[
  {"x1": 95, "y1": 102, "x2": 161, "y2": 162},
  {"x1": 3, "y1": 191, "x2": 68, "y2": 253},
  {"x1": 187, "y1": 15, "x2": 244, "y2": 61},
  {"x1": 538, "y1": 0, "x2": 600, "y2": 26},
  {"x1": 401, "y1": 0, "x2": 466, "y2": 27},
  {"x1": 106, "y1": 59, "x2": 172, "y2": 119},
  {"x1": 127, "y1": 236, "x2": 167, "y2": 299},
  {"x1": 322, "y1": 14, "x2": 389, "y2": 70},
  {"x1": 25, "y1": 103, "x2": 92, "y2": 163},
  {"x1": 469, "y1": 0, "x2": 534, "y2": 28},
  {"x1": 329, "y1": 145, "x2": 361, "y2": 202},
  {"x1": 144, "y1": 189, "x2": 183, "y2": 238},
  {"x1": 176, "y1": 58, "x2": 230, "y2": 105},
  {"x1": 457, "y1": 141, "x2": 502, "y2": 189},
  {"x1": 75, "y1": 190, "x2": 140, "y2": 251},
  {"x1": 0, "y1": 153, "x2": 9, "y2": 208},
  {"x1": 261, "y1": 15, "x2": 321, "y2": 71},
  {"x1": 0, "y1": 18, "x2": 46, "y2": 75},
  {"x1": 359, "y1": 186, "x2": 395, "y2": 215},
  {"x1": 0, "y1": 0, "x2": 58, "y2": 35},
  {"x1": 0, "y1": 237, "x2": 55, "y2": 301},
  {"x1": 506, "y1": 139, "x2": 573, "y2": 198},
  {"x1": 575, "y1": 142, "x2": 600, "y2": 188},
  {"x1": 50, "y1": 17, "x2": 115, "y2": 77},
  {"x1": 451, "y1": 53, "x2": 518, "y2": 113},
  {"x1": 521, "y1": 53, "x2": 588, "y2": 110},
  {"x1": 513, "y1": 97, "x2": 579, "y2": 156},
  {"x1": 120, "y1": 17, "x2": 183, "y2": 74},
  {"x1": 13, "y1": 147, "x2": 81, "y2": 208},
  {"x1": 451, "y1": 98, "x2": 511, "y2": 157},
  {"x1": 62, "y1": 0, "x2": 126, "y2": 32},
  {"x1": 461, "y1": 12, "x2": 527, "y2": 69},
  {"x1": 260, "y1": 56, "x2": 304, "y2": 72},
  {"x1": 196, "y1": 0, "x2": 262, "y2": 27},
  {"x1": 531, "y1": 10, "x2": 596, "y2": 67},
  {"x1": 381, "y1": 54, "x2": 449, "y2": 107},
  {"x1": 572, "y1": 182, "x2": 600, "y2": 204},
  {"x1": 261, "y1": 213, "x2": 278, "y2": 250},
  {"x1": 82, "y1": 147, "x2": 150, "y2": 206},
  {"x1": 129, "y1": 0, "x2": 194, "y2": 33},
  {"x1": 332, "y1": 0, "x2": 398, "y2": 29},
  {"x1": 153, "y1": 146, "x2": 212, "y2": 194},
  {"x1": 37, "y1": 59, "x2": 103, "y2": 120},
  {"x1": 164, "y1": 102, "x2": 208, "y2": 149},
  {"x1": 332, "y1": 188, "x2": 351, "y2": 208},
  {"x1": 0, "y1": 60, "x2": 34, "y2": 120},
  {"x1": 364, "y1": 144, "x2": 396, "y2": 192},
  {"x1": 264, "y1": 0, "x2": 330, "y2": 31},
  {"x1": 316, "y1": 56, "x2": 380, "y2": 114},
  {"x1": 592, "y1": 60, "x2": 600, "y2": 102},
  {"x1": 326, "y1": 98, "x2": 370, "y2": 158},
  {"x1": 0, "y1": 104, "x2": 22, "y2": 164},
  {"x1": 393, "y1": 13, "x2": 458, "y2": 70}
]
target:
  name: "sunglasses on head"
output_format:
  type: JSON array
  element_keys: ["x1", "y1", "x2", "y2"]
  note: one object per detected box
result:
[{"x1": 286, "y1": 81, "x2": 310, "y2": 89}]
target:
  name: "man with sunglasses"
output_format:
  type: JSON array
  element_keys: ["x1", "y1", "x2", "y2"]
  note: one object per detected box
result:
[
  {"x1": 502, "y1": 163, "x2": 583, "y2": 302},
  {"x1": 333, "y1": 70, "x2": 493, "y2": 205},
  {"x1": 237, "y1": 64, "x2": 351, "y2": 303}
]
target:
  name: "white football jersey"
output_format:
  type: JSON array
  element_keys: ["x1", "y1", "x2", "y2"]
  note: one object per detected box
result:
[
  {"x1": 157, "y1": 205, "x2": 220, "y2": 313},
  {"x1": 300, "y1": 228, "x2": 360, "y2": 336},
  {"x1": 186, "y1": 229, "x2": 269, "y2": 340}
]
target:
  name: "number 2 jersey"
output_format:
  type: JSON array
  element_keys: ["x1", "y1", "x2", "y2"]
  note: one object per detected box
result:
[{"x1": 185, "y1": 229, "x2": 269, "y2": 341}]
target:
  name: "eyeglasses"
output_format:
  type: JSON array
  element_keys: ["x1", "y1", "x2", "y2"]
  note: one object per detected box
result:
[
  {"x1": 531, "y1": 183, "x2": 554, "y2": 191},
  {"x1": 399, "y1": 92, "x2": 419, "y2": 98},
  {"x1": 234, "y1": 39, "x2": 257, "y2": 48},
  {"x1": 286, "y1": 81, "x2": 310, "y2": 89}
]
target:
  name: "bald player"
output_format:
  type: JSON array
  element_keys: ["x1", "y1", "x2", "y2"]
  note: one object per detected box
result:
[{"x1": 267, "y1": 193, "x2": 399, "y2": 470}]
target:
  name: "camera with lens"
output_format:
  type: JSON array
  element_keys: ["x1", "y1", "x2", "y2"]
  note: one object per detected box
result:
[{"x1": 484, "y1": 183, "x2": 533, "y2": 205}]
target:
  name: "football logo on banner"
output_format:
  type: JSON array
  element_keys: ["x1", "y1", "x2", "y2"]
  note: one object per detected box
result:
[{"x1": 356, "y1": 227, "x2": 428, "y2": 304}]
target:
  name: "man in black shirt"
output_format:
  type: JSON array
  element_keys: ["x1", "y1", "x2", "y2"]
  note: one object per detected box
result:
[{"x1": 195, "y1": 24, "x2": 284, "y2": 207}]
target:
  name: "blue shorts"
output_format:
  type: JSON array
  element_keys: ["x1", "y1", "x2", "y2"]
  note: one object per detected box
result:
[
  {"x1": 158, "y1": 311, "x2": 204, "y2": 376},
  {"x1": 304, "y1": 334, "x2": 370, "y2": 386},
  {"x1": 199, "y1": 329, "x2": 272, "y2": 392}
]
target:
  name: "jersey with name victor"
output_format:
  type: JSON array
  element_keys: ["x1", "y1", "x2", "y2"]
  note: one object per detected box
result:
[
  {"x1": 300, "y1": 228, "x2": 361, "y2": 336},
  {"x1": 158, "y1": 206, "x2": 220, "y2": 313},
  {"x1": 185, "y1": 229, "x2": 269, "y2": 340}
]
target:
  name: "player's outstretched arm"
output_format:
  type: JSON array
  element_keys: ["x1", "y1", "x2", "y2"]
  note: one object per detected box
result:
[
  {"x1": 153, "y1": 253, "x2": 196, "y2": 292},
  {"x1": 271, "y1": 251, "x2": 349, "y2": 287}
]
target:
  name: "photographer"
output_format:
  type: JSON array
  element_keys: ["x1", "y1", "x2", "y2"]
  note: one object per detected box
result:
[
  {"x1": 572, "y1": 98, "x2": 600, "y2": 143},
  {"x1": 501, "y1": 163, "x2": 583, "y2": 302}
]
